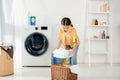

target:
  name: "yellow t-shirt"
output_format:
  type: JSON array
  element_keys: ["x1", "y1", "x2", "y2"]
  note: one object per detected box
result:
[{"x1": 59, "y1": 26, "x2": 80, "y2": 48}]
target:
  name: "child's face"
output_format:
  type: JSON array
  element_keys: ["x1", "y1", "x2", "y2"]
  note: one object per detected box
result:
[{"x1": 63, "y1": 25, "x2": 69, "y2": 32}]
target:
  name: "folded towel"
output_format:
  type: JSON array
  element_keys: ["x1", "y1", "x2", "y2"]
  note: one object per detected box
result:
[
  {"x1": 53, "y1": 48, "x2": 72, "y2": 58},
  {"x1": 70, "y1": 65, "x2": 80, "y2": 75}
]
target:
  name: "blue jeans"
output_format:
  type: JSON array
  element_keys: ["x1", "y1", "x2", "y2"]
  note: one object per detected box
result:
[{"x1": 66, "y1": 46, "x2": 79, "y2": 65}]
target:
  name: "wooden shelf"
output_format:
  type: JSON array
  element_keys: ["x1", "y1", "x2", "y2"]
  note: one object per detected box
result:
[
  {"x1": 88, "y1": 12, "x2": 110, "y2": 14},
  {"x1": 89, "y1": 25, "x2": 110, "y2": 28},
  {"x1": 89, "y1": 0, "x2": 108, "y2": 1},
  {"x1": 90, "y1": 51, "x2": 108, "y2": 54},
  {"x1": 89, "y1": 39, "x2": 110, "y2": 41},
  {"x1": 86, "y1": 0, "x2": 112, "y2": 66}
]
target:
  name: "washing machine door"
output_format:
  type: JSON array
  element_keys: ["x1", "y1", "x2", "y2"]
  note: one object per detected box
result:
[{"x1": 25, "y1": 32, "x2": 48, "y2": 56}]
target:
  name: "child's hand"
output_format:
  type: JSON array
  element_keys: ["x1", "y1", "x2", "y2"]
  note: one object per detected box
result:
[{"x1": 68, "y1": 51, "x2": 74, "y2": 56}]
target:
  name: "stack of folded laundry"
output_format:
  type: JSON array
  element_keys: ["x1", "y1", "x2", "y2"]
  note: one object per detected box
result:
[{"x1": 53, "y1": 48, "x2": 72, "y2": 58}]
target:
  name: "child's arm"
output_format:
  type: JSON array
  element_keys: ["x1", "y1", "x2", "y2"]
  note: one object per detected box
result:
[{"x1": 57, "y1": 40, "x2": 62, "y2": 49}]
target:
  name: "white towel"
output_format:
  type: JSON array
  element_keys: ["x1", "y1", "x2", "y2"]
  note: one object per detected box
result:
[
  {"x1": 70, "y1": 65, "x2": 80, "y2": 75},
  {"x1": 53, "y1": 48, "x2": 72, "y2": 58}
]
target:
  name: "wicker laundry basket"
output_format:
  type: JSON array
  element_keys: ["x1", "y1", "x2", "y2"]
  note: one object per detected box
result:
[
  {"x1": 51, "y1": 64, "x2": 77, "y2": 80},
  {"x1": 0, "y1": 43, "x2": 14, "y2": 76}
]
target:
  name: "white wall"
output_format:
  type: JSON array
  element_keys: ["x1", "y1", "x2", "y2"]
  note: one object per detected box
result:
[
  {"x1": 110, "y1": 0, "x2": 120, "y2": 63},
  {"x1": 13, "y1": 0, "x2": 120, "y2": 68}
]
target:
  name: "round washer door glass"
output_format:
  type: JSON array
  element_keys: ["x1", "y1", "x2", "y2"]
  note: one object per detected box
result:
[{"x1": 25, "y1": 32, "x2": 48, "y2": 56}]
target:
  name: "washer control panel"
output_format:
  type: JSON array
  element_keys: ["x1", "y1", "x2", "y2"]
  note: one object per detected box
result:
[
  {"x1": 35, "y1": 26, "x2": 48, "y2": 30},
  {"x1": 41, "y1": 26, "x2": 48, "y2": 30}
]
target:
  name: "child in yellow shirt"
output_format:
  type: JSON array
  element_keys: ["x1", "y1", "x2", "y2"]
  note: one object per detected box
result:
[{"x1": 57, "y1": 17, "x2": 80, "y2": 65}]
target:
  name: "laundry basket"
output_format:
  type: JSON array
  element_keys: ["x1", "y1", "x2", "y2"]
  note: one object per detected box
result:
[
  {"x1": 53, "y1": 57, "x2": 67, "y2": 65},
  {"x1": 51, "y1": 64, "x2": 77, "y2": 80},
  {"x1": 0, "y1": 43, "x2": 14, "y2": 76},
  {"x1": 53, "y1": 57, "x2": 64, "y2": 64}
]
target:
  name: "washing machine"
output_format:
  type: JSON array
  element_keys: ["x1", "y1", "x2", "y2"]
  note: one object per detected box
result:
[{"x1": 22, "y1": 26, "x2": 51, "y2": 66}]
